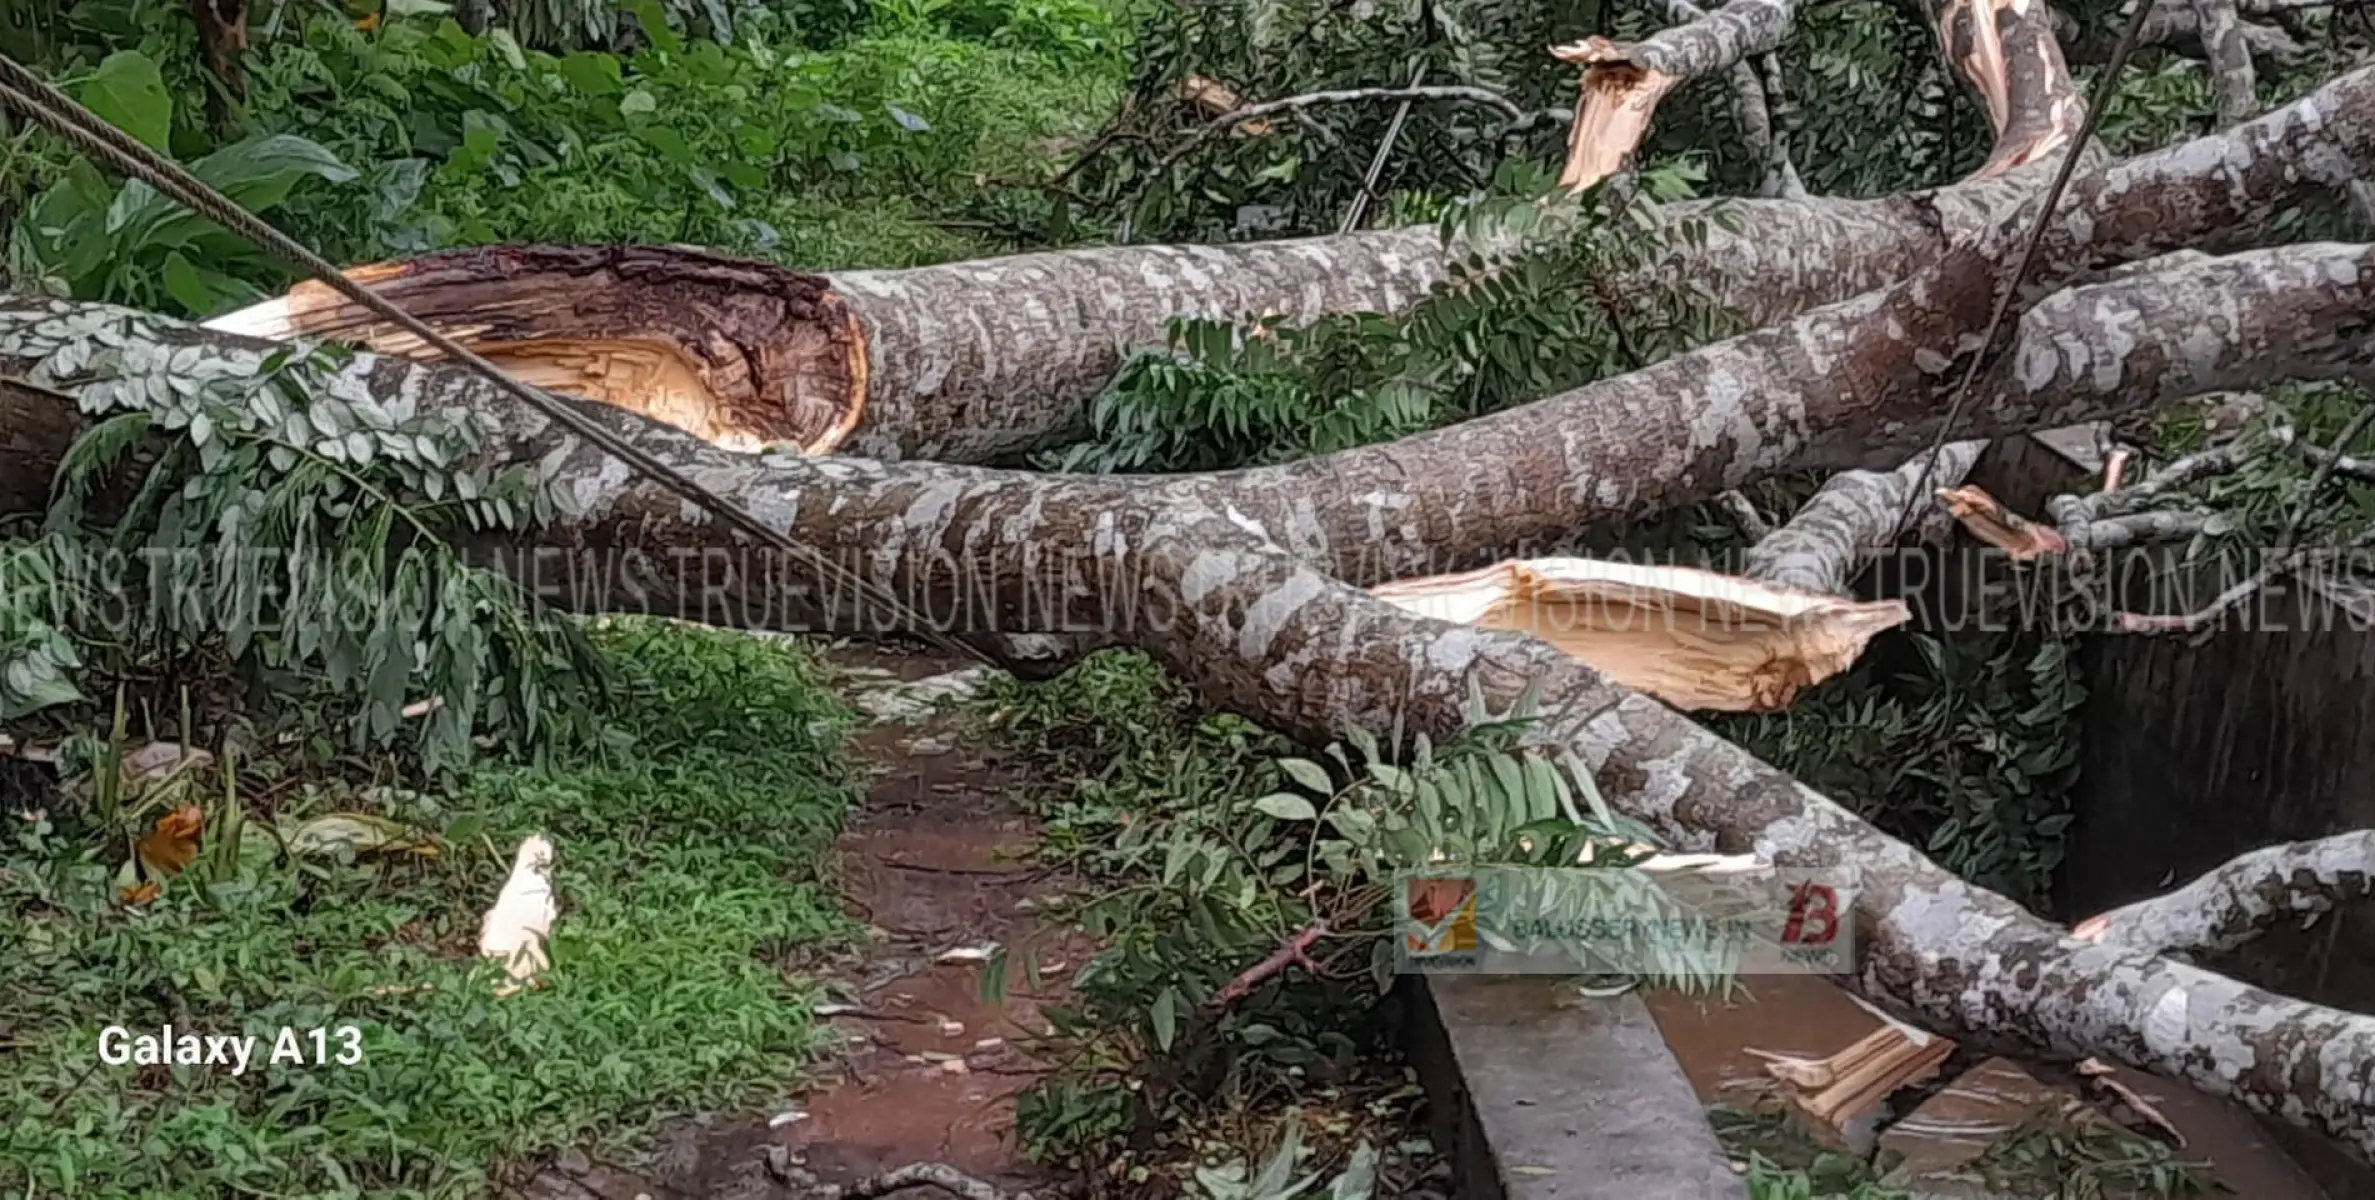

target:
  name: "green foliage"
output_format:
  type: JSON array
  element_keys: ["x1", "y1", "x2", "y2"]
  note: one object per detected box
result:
[
  {"x1": 13, "y1": 124, "x2": 359, "y2": 313},
  {"x1": 1772, "y1": 0, "x2": 1982, "y2": 195},
  {"x1": 975, "y1": 652, "x2": 1723, "y2": 1173},
  {"x1": 1965, "y1": 1109, "x2": 2213, "y2": 1198},
  {"x1": 6, "y1": 2, "x2": 1124, "y2": 311},
  {"x1": 1712, "y1": 629, "x2": 2087, "y2": 907},
  {"x1": 5, "y1": 308, "x2": 605, "y2": 769},
  {"x1": 1057, "y1": 0, "x2": 1590, "y2": 243},
  {"x1": 0, "y1": 619, "x2": 863, "y2": 1198},
  {"x1": 1056, "y1": 170, "x2": 1739, "y2": 472}
]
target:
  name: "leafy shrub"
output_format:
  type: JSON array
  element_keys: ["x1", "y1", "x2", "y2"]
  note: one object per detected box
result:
[{"x1": 1054, "y1": 168, "x2": 1737, "y2": 472}]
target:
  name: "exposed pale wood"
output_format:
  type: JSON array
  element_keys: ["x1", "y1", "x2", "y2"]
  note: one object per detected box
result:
[{"x1": 1367, "y1": 558, "x2": 1908, "y2": 712}]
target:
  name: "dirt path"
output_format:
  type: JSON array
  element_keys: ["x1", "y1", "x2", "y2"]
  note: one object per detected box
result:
[{"x1": 520, "y1": 645, "x2": 1084, "y2": 1200}]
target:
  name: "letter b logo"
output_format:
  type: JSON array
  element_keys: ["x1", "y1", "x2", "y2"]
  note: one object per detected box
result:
[{"x1": 1781, "y1": 883, "x2": 1838, "y2": 945}]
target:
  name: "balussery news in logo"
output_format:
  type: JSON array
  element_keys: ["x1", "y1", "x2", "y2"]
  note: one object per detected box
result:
[
  {"x1": 1393, "y1": 866, "x2": 1854, "y2": 978},
  {"x1": 1400, "y1": 873, "x2": 1479, "y2": 969}
]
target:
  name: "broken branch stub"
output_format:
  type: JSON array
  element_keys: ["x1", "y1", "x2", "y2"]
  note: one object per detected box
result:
[
  {"x1": 1366, "y1": 558, "x2": 1908, "y2": 712},
  {"x1": 205, "y1": 244, "x2": 871, "y2": 455}
]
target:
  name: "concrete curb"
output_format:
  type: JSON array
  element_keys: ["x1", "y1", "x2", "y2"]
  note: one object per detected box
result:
[{"x1": 1404, "y1": 975, "x2": 1748, "y2": 1200}]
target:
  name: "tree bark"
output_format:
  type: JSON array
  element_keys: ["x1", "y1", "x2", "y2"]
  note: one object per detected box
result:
[
  {"x1": 205, "y1": 196, "x2": 2002, "y2": 466},
  {"x1": 2073, "y1": 833, "x2": 2375, "y2": 958},
  {"x1": 9, "y1": 266, "x2": 2375, "y2": 1151}
]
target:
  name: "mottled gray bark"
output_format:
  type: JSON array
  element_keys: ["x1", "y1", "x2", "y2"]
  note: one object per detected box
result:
[
  {"x1": 14, "y1": 295, "x2": 2375, "y2": 1152},
  {"x1": 2196, "y1": 0, "x2": 2262, "y2": 123},
  {"x1": 2076, "y1": 832, "x2": 2375, "y2": 959},
  {"x1": 2052, "y1": 3, "x2": 2307, "y2": 65},
  {"x1": 822, "y1": 231, "x2": 1449, "y2": 463},
  {"x1": 1744, "y1": 443, "x2": 1984, "y2": 596},
  {"x1": 217, "y1": 197, "x2": 1988, "y2": 467},
  {"x1": 1615, "y1": 0, "x2": 1801, "y2": 76},
  {"x1": 1666, "y1": 0, "x2": 1805, "y2": 199}
]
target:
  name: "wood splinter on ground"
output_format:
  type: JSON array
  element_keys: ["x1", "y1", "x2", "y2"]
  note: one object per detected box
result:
[
  {"x1": 1747, "y1": 1018, "x2": 1956, "y2": 1144},
  {"x1": 1368, "y1": 558, "x2": 1909, "y2": 712}
]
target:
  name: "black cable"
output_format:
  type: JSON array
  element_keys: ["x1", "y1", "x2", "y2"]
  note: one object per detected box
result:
[
  {"x1": 0, "y1": 54, "x2": 990, "y2": 668},
  {"x1": 1888, "y1": 0, "x2": 2164, "y2": 537}
]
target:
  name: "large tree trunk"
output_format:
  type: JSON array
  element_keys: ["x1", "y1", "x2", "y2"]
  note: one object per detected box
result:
[
  {"x1": 8, "y1": 239, "x2": 2375, "y2": 1158},
  {"x1": 205, "y1": 196, "x2": 2001, "y2": 465},
  {"x1": 8, "y1": 0, "x2": 2375, "y2": 1166}
]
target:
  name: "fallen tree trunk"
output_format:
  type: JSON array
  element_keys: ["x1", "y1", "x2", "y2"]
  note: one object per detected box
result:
[
  {"x1": 9, "y1": 282, "x2": 2375, "y2": 1153},
  {"x1": 2072, "y1": 832, "x2": 2375, "y2": 958},
  {"x1": 211, "y1": 177, "x2": 2043, "y2": 466},
  {"x1": 203, "y1": 48, "x2": 2342, "y2": 481}
]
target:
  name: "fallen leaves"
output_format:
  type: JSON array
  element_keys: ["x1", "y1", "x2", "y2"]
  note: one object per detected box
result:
[{"x1": 134, "y1": 804, "x2": 207, "y2": 879}]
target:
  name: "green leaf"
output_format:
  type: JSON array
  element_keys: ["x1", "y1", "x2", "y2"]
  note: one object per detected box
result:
[
  {"x1": 485, "y1": 28, "x2": 528, "y2": 71},
  {"x1": 159, "y1": 250, "x2": 218, "y2": 316},
  {"x1": 1252, "y1": 793, "x2": 1318, "y2": 821},
  {"x1": 621, "y1": 0, "x2": 684, "y2": 53},
  {"x1": 79, "y1": 51, "x2": 173, "y2": 153},
  {"x1": 1276, "y1": 757, "x2": 1333, "y2": 795},
  {"x1": 1150, "y1": 986, "x2": 1180, "y2": 1052}
]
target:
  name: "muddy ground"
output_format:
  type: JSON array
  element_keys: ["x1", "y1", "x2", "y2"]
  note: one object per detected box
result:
[{"x1": 518, "y1": 645, "x2": 1085, "y2": 1200}]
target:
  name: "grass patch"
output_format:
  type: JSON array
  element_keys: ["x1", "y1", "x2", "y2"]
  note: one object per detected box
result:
[{"x1": 1, "y1": 620, "x2": 862, "y2": 1198}]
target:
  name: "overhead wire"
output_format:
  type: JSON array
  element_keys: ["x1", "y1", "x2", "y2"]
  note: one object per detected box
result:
[{"x1": 0, "y1": 53, "x2": 992, "y2": 667}]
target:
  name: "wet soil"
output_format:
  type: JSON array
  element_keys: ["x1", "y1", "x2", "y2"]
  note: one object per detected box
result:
[{"x1": 517, "y1": 645, "x2": 1084, "y2": 1200}]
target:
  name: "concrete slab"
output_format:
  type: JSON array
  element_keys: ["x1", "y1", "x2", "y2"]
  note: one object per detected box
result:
[{"x1": 1407, "y1": 975, "x2": 1747, "y2": 1200}]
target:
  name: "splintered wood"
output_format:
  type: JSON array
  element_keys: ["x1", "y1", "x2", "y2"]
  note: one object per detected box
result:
[
  {"x1": 1368, "y1": 558, "x2": 1908, "y2": 712},
  {"x1": 1934, "y1": 484, "x2": 2070, "y2": 559},
  {"x1": 1551, "y1": 39, "x2": 1682, "y2": 191},
  {"x1": 204, "y1": 245, "x2": 870, "y2": 454},
  {"x1": 1749, "y1": 1021, "x2": 1956, "y2": 1146}
]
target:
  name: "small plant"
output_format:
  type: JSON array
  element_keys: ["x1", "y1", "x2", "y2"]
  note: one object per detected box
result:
[{"x1": 979, "y1": 653, "x2": 1736, "y2": 1179}]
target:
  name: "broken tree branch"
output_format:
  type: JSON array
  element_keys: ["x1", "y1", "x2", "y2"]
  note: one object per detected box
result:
[
  {"x1": 1926, "y1": 0, "x2": 2087, "y2": 176},
  {"x1": 2072, "y1": 832, "x2": 2375, "y2": 958},
  {"x1": 2196, "y1": 0, "x2": 2264, "y2": 122},
  {"x1": 1211, "y1": 922, "x2": 1329, "y2": 1008},
  {"x1": 1744, "y1": 444, "x2": 1986, "y2": 596},
  {"x1": 1553, "y1": 0, "x2": 1800, "y2": 190}
]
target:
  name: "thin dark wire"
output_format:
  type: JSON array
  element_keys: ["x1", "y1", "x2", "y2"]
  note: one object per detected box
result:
[
  {"x1": 1888, "y1": 0, "x2": 2163, "y2": 538},
  {"x1": 0, "y1": 56, "x2": 988, "y2": 667}
]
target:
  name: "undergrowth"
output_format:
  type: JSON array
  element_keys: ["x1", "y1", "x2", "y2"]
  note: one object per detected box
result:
[
  {"x1": 968, "y1": 650, "x2": 1743, "y2": 1193},
  {"x1": 1, "y1": 232, "x2": 864, "y2": 1196},
  {"x1": 5, "y1": 0, "x2": 1127, "y2": 312},
  {"x1": 1, "y1": 618, "x2": 862, "y2": 1197}
]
